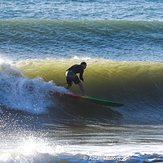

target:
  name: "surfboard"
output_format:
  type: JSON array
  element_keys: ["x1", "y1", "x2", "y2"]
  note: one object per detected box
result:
[{"x1": 54, "y1": 92, "x2": 124, "y2": 107}]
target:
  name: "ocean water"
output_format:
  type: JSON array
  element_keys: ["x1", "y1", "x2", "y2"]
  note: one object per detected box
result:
[{"x1": 0, "y1": 0, "x2": 163, "y2": 162}]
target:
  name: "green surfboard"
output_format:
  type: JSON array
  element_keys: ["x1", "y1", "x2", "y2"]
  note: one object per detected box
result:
[{"x1": 62, "y1": 93, "x2": 124, "y2": 107}]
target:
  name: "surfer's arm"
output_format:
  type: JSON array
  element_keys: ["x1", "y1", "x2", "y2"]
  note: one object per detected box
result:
[{"x1": 79, "y1": 70, "x2": 84, "y2": 81}]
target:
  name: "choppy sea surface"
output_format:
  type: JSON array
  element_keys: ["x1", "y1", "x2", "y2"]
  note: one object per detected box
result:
[{"x1": 0, "y1": 0, "x2": 163, "y2": 162}]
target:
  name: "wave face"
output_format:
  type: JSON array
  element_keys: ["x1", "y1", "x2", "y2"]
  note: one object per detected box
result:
[
  {"x1": 0, "y1": 19, "x2": 163, "y2": 62},
  {"x1": 0, "y1": 58, "x2": 162, "y2": 125}
]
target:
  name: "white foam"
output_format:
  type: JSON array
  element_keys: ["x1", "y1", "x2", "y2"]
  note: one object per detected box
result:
[
  {"x1": 72, "y1": 55, "x2": 92, "y2": 60},
  {"x1": 0, "y1": 76, "x2": 68, "y2": 114},
  {"x1": 58, "y1": 144, "x2": 163, "y2": 158},
  {"x1": 0, "y1": 60, "x2": 68, "y2": 114},
  {"x1": 0, "y1": 106, "x2": 3, "y2": 114},
  {"x1": 0, "y1": 142, "x2": 163, "y2": 163}
]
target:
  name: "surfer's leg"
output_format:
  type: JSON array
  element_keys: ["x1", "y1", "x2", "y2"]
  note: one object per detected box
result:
[
  {"x1": 78, "y1": 82, "x2": 86, "y2": 96},
  {"x1": 66, "y1": 83, "x2": 72, "y2": 89},
  {"x1": 66, "y1": 78, "x2": 73, "y2": 89},
  {"x1": 72, "y1": 76, "x2": 86, "y2": 96}
]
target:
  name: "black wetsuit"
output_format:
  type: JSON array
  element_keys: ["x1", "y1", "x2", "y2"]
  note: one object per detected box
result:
[{"x1": 66, "y1": 64, "x2": 84, "y2": 85}]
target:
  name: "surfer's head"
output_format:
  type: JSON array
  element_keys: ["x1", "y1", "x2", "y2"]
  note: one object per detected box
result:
[{"x1": 81, "y1": 62, "x2": 87, "y2": 69}]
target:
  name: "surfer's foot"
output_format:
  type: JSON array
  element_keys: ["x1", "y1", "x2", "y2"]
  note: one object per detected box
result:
[{"x1": 84, "y1": 94, "x2": 90, "y2": 97}]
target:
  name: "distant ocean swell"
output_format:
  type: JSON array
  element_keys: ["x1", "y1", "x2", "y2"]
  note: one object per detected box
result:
[
  {"x1": 1, "y1": 19, "x2": 162, "y2": 44},
  {"x1": 0, "y1": 19, "x2": 163, "y2": 61}
]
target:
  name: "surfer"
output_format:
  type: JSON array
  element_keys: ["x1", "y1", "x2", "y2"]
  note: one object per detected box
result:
[{"x1": 65, "y1": 62, "x2": 87, "y2": 96}]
